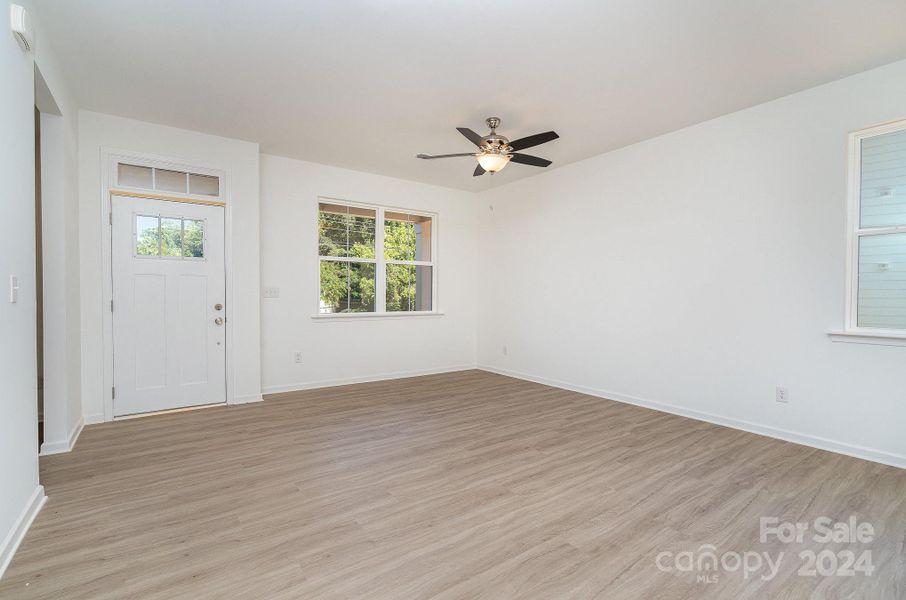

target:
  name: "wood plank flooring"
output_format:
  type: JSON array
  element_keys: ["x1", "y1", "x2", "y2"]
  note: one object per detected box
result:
[{"x1": 1, "y1": 370, "x2": 904, "y2": 599}]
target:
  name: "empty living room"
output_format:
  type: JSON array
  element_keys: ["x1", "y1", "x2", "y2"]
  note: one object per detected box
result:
[{"x1": 3, "y1": 1, "x2": 906, "y2": 598}]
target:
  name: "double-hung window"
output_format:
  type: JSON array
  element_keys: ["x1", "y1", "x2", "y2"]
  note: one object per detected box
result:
[
  {"x1": 318, "y1": 200, "x2": 435, "y2": 315},
  {"x1": 845, "y1": 120, "x2": 906, "y2": 335}
]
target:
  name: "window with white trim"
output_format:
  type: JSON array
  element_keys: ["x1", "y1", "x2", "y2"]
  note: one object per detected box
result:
[
  {"x1": 318, "y1": 200, "x2": 435, "y2": 314},
  {"x1": 847, "y1": 120, "x2": 906, "y2": 333}
]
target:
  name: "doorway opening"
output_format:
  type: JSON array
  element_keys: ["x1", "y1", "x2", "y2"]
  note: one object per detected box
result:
[
  {"x1": 34, "y1": 105, "x2": 43, "y2": 447},
  {"x1": 34, "y1": 63, "x2": 76, "y2": 456}
]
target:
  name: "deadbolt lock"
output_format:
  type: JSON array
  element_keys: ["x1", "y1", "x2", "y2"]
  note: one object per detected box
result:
[{"x1": 214, "y1": 317, "x2": 224, "y2": 326}]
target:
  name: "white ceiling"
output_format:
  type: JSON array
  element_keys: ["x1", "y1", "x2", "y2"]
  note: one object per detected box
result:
[{"x1": 35, "y1": 0, "x2": 906, "y2": 191}]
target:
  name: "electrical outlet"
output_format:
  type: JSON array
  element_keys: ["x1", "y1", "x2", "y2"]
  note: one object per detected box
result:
[
  {"x1": 775, "y1": 386, "x2": 789, "y2": 403},
  {"x1": 502, "y1": 345, "x2": 508, "y2": 356},
  {"x1": 294, "y1": 351, "x2": 303, "y2": 363}
]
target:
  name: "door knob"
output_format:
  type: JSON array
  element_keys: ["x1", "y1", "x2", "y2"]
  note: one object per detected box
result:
[
  {"x1": 214, "y1": 303, "x2": 223, "y2": 311},
  {"x1": 214, "y1": 317, "x2": 224, "y2": 326}
]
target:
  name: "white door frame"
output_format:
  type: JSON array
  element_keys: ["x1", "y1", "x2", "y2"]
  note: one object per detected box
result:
[{"x1": 99, "y1": 148, "x2": 237, "y2": 422}]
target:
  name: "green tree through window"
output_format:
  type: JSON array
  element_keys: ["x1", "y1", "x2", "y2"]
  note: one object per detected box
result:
[
  {"x1": 318, "y1": 208, "x2": 376, "y2": 312},
  {"x1": 318, "y1": 203, "x2": 433, "y2": 313},
  {"x1": 135, "y1": 215, "x2": 205, "y2": 258}
]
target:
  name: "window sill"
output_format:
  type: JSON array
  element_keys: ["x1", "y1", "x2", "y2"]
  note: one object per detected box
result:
[
  {"x1": 312, "y1": 312, "x2": 444, "y2": 321},
  {"x1": 828, "y1": 330, "x2": 906, "y2": 347}
]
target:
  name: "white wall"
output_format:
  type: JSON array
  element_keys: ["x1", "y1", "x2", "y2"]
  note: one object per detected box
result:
[
  {"x1": 260, "y1": 154, "x2": 478, "y2": 392},
  {"x1": 0, "y1": 0, "x2": 84, "y2": 574},
  {"x1": 0, "y1": 0, "x2": 42, "y2": 574},
  {"x1": 78, "y1": 112, "x2": 262, "y2": 421},
  {"x1": 477, "y1": 59, "x2": 906, "y2": 467},
  {"x1": 31, "y1": 8, "x2": 83, "y2": 454}
]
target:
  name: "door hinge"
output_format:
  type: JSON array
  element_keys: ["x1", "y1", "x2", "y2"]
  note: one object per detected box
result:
[
  {"x1": 111, "y1": 386, "x2": 116, "y2": 400},
  {"x1": 109, "y1": 212, "x2": 112, "y2": 225},
  {"x1": 110, "y1": 300, "x2": 114, "y2": 312}
]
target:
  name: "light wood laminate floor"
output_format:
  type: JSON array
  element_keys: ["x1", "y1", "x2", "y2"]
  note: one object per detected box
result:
[{"x1": 1, "y1": 370, "x2": 904, "y2": 599}]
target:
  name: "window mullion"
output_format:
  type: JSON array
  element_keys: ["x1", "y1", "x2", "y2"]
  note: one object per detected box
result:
[
  {"x1": 386, "y1": 259, "x2": 434, "y2": 266},
  {"x1": 375, "y1": 207, "x2": 386, "y2": 312},
  {"x1": 319, "y1": 255, "x2": 376, "y2": 264}
]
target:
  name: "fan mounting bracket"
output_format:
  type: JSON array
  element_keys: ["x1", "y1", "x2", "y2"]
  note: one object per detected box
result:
[{"x1": 480, "y1": 117, "x2": 510, "y2": 151}]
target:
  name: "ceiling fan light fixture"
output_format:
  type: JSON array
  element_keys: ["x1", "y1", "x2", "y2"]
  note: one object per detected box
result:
[
  {"x1": 477, "y1": 152, "x2": 511, "y2": 173},
  {"x1": 417, "y1": 118, "x2": 556, "y2": 177}
]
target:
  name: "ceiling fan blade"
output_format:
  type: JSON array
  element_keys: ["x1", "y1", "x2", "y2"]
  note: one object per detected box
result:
[
  {"x1": 508, "y1": 131, "x2": 559, "y2": 152},
  {"x1": 509, "y1": 153, "x2": 552, "y2": 168},
  {"x1": 473, "y1": 164, "x2": 486, "y2": 177},
  {"x1": 457, "y1": 127, "x2": 485, "y2": 147},
  {"x1": 416, "y1": 153, "x2": 477, "y2": 159}
]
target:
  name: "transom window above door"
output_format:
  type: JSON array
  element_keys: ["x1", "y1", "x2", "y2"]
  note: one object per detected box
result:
[
  {"x1": 317, "y1": 200, "x2": 436, "y2": 315},
  {"x1": 117, "y1": 162, "x2": 221, "y2": 197}
]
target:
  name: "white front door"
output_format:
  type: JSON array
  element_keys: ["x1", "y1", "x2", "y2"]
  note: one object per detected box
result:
[{"x1": 112, "y1": 196, "x2": 226, "y2": 416}]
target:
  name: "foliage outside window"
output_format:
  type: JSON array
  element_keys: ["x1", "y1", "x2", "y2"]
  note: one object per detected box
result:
[
  {"x1": 135, "y1": 215, "x2": 205, "y2": 258},
  {"x1": 318, "y1": 201, "x2": 434, "y2": 314},
  {"x1": 847, "y1": 120, "x2": 906, "y2": 332}
]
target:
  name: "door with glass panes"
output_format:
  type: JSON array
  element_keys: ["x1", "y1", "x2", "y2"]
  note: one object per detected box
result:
[{"x1": 111, "y1": 196, "x2": 226, "y2": 416}]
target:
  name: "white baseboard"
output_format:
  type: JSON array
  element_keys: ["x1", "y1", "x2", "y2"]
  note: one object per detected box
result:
[
  {"x1": 230, "y1": 394, "x2": 264, "y2": 405},
  {"x1": 83, "y1": 413, "x2": 105, "y2": 425},
  {"x1": 0, "y1": 485, "x2": 46, "y2": 580},
  {"x1": 479, "y1": 365, "x2": 906, "y2": 470},
  {"x1": 40, "y1": 416, "x2": 85, "y2": 456},
  {"x1": 261, "y1": 364, "x2": 477, "y2": 396}
]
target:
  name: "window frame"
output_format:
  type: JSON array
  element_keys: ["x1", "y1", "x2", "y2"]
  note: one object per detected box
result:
[
  {"x1": 843, "y1": 119, "x2": 906, "y2": 338},
  {"x1": 112, "y1": 156, "x2": 225, "y2": 203},
  {"x1": 315, "y1": 197, "x2": 439, "y2": 318},
  {"x1": 132, "y1": 212, "x2": 208, "y2": 261}
]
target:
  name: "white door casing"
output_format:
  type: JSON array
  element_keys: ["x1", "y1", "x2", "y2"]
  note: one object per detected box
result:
[{"x1": 112, "y1": 196, "x2": 226, "y2": 416}]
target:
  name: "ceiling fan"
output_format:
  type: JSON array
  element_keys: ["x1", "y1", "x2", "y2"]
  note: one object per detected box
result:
[{"x1": 417, "y1": 117, "x2": 559, "y2": 176}]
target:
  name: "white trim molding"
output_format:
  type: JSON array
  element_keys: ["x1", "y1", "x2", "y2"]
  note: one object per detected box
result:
[
  {"x1": 83, "y1": 413, "x2": 106, "y2": 425},
  {"x1": 479, "y1": 365, "x2": 906, "y2": 470},
  {"x1": 39, "y1": 417, "x2": 85, "y2": 456},
  {"x1": 230, "y1": 394, "x2": 264, "y2": 405},
  {"x1": 261, "y1": 365, "x2": 476, "y2": 396},
  {"x1": 0, "y1": 486, "x2": 46, "y2": 579},
  {"x1": 311, "y1": 311, "x2": 444, "y2": 321},
  {"x1": 828, "y1": 330, "x2": 906, "y2": 347}
]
